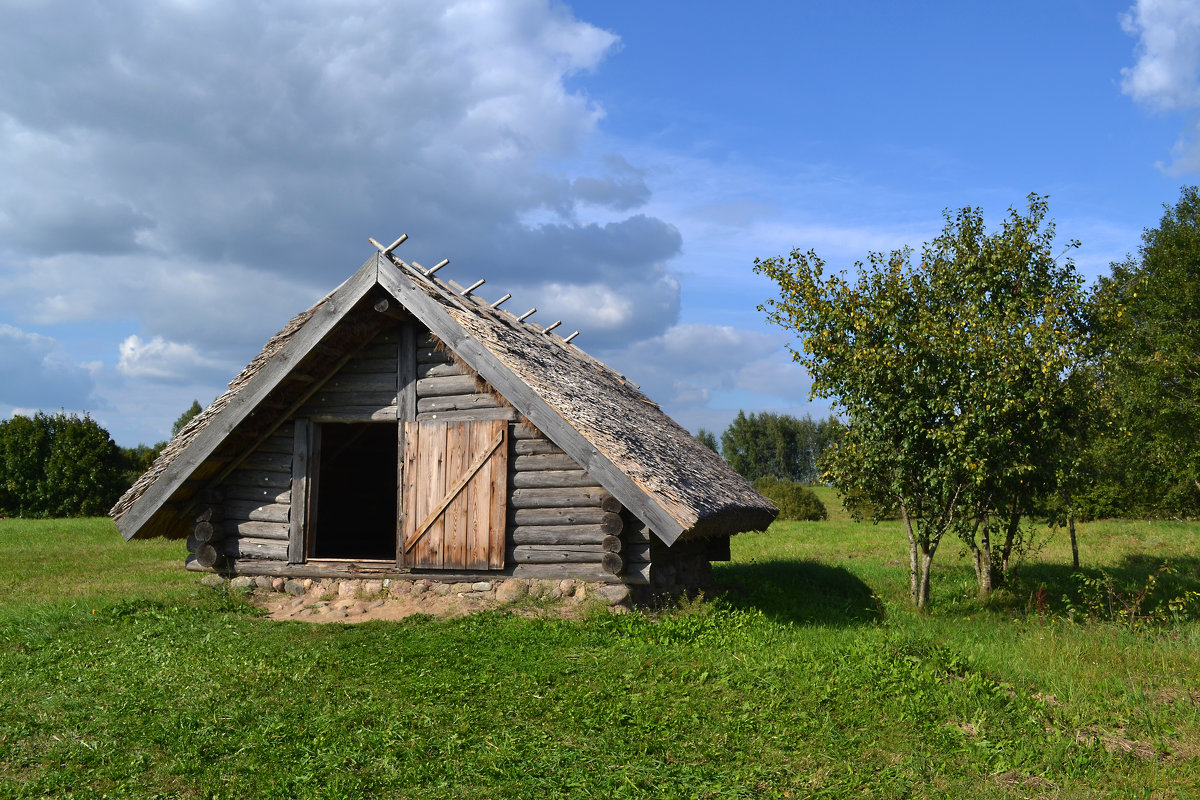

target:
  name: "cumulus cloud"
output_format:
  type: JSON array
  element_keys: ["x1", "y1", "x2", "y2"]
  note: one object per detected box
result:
[
  {"x1": 0, "y1": 324, "x2": 97, "y2": 408},
  {"x1": 117, "y1": 335, "x2": 230, "y2": 383},
  {"x1": 1121, "y1": 0, "x2": 1200, "y2": 171}
]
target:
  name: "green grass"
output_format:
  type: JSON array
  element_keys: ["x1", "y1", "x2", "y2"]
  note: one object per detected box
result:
[{"x1": 0, "y1": 513, "x2": 1197, "y2": 798}]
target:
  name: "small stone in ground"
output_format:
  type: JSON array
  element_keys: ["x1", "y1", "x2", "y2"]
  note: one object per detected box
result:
[
  {"x1": 572, "y1": 586, "x2": 587, "y2": 601},
  {"x1": 230, "y1": 576, "x2": 255, "y2": 591},
  {"x1": 609, "y1": 604, "x2": 631, "y2": 615},
  {"x1": 362, "y1": 580, "x2": 384, "y2": 596},
  {"x1": 200, "y1": 574, "x2": 225, "y2": 588},
  {"x1": 451, "y1": 582, "x2": 474, "y2": 594},
  {"x1": 472, "y1": 581, "x2": 493, "y2": 593},
  {"x1": 432, "y1": 583, "x2": 452, "y2": 596},
  {"x1": 325, "y1": 609, "x2": 348, "y2": 620},
  {"x1": 289, "y1": 598, "x2": 306, "y2": 608},
  {"x1": 337, "y1": 581, "x2": 360, "y2": 599},
  {"x1": 558, "y1": 579, "x2": 575, "y2": 596},
  {"x1": 496, "y1": 580, "x2": 527, "y2": 604},
  {"x1": 549, "y1": 587, "x2": 563, "y2": 600},
  {"x1": 284, "y1": 579, "x2": 306, "y2": 596},
  {"x1": 368, "y1": 599, "x2": 386, "y2": 609},
  {"x1": 389, "y1": 582, "x2": 411, "y2": 597},
  {"x1": 254, "y1": 576, "x2": 274, "y2": 590},
  {"x1": 592, "y1": 585, "x2": 631, "y2": 606},
  {"x1": 271, "y1": 577, "x2": 286, "y2": 592}
]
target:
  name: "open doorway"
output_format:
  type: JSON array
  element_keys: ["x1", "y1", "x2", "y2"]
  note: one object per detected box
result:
[{"x1": 311, "y1": 422, "x2": 397, "y2": 560}]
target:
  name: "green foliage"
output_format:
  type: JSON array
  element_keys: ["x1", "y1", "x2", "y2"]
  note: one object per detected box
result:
[
  {"x1": 0, "y1": 412, "x2": 124, "y2": 517},
  {"x1": 117, "y1": 442, "x2": 165, "y2": 489},
  {"x1": 1087, "y1": 186, "x2": 1200, "y2": 518},
  {"x1": 720, "y1": 410, "x2": 840, "y2": 483},
  {"x1": 171, "y1": 399, "x2": 204, "y2": 439},
  {"x1": 755, "y1": 194, "x2": 1087, "y2": 608},
  {"x1": 753, "y1": 476, "x2": 827, "y2": 521},
  {"x1": 694, "y1": 427, "x2": 719, "y2": 453}
]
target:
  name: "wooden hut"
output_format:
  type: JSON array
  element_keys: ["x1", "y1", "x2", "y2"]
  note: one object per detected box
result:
[{"x1": 110, "y1": 239, "x2": 777, "y2": 592}]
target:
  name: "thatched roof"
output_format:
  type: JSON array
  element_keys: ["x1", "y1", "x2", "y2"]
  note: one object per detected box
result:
[{"x1": 111, "y1": 248, "x2": 777, "y2": 544}]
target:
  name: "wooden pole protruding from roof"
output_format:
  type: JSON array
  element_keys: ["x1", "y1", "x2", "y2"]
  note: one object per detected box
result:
[
  {"x1": 564, "y1": 331, "x2": 579, "y2": 343},
  {"x1": 425, "y1": 258, "x2": 450, "y2": 277},
  {"x1": 517, "y1": 308, "x2": 537, "y2": 322},
  {"x1": 542, "y1": 320, "x2": 562, "y2": 334},
  {"x1": 461, "y1": 278, "x2": 486, "y2": 296},
  {"x1": 491, "y1": 293, "x2": 512, "y2": 308},
  {"x1": 369, "y1": 234, "x2": 408, "y2": 255}
]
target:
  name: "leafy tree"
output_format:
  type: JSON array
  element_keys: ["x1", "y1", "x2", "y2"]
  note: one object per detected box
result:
[
  {"x1": 171, "y1": 399, "x2": 204, "y2": 439},
  {"x1": 695, "y1": 428, "x2": 720, "y2": 453},
  {"x1": 1090, "y1": 186, "x2": 1200, "y2": 517},
  {"x1": 0, "y1": 411, "x2": 124, "y2": 517},
  {"x1": 720, "y1": 411, "x2": 840, "y2": 484},
  {"x1": 752, "y1": 476, "x2": 827, "y2": 521},
  {"x1": 755, "y1": 195, "x2": 1086, "y2": 608}
]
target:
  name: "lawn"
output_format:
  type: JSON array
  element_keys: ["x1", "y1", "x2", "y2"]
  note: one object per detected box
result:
[{"x1": 0, "y1": 506, "x2": 1197, "y2": 799}]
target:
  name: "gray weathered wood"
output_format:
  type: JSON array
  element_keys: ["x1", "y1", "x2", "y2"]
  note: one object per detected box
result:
[
  {"x1": 416, "y1": 407, "x2": 516, "y2": 422},
  {"x1": 397, "y1": 321, "x2": 417, "y2": 562},
  {"x1": 602, "y1": 535, "x2": 622, "y2": 553},
  {"x1": 417, "y1": 361, "x2": 469, "y2": 379},
  {"x1": 510, "y1": 546, "x2": 604, "y2": 564},
  {"x1": 512, "y1": 439, "x2": 564, "y2": 456},
  {"x1": 240, "y1": 451, "x2": 293, "y2": 472},
  {"x1": 253, "y1": 431, "x2": 296, "y2": 454},
  {"x1": 317, "y1": 373, "x2": 398, "y2": 393},
  {"x1": 223, "y1": 484, "x2": 291, "y2": 504},
  {"x1": 511, "y1": 453, "x2": 580, "y2": 471},
  {"x1": 195, "y1": 542, "x2": 221, "y2": 568},
  {"x1": 226, "y1": 469, "x2": 291, "y2": 488},
  {"x1": 510, "y1": 563, "x2": 616, "y2": 582},
  {"x1": 510, "y1": 424, "x2": 545, "y2": 440},
  {"x1": 510, "y1": 525, "x2": 608, "y2": 545},
  {"x1": 223, "y1": 537, "x2": 289, "y2": 560},
  {"x1": 190, "y1": 520, "x2": 218, "y2": 543},
  {"x1": 417, "y1": 347, "x2": 452, "y2": 363},
  {"x1": 621, "y1": 561, "x2": 650, "y2": 584},
  {"x1": 228, "y1": 519, "x2": 291, "y2": 541},
  {"x1": 622, "y1": 527, "x2": 653, "y2": 544},
  {"x1": 510, "y1": 508, "x2": 620, "y2": 527},
  {"x1": 623, "y1": 543, "x2": 651, "y2": 562},
  {"x1": 225, "y1": 500, "x2": 290, "y2": 524},
  {"x1": 601, "y1": 551, "x2": 624, "y2": 575},
  {"x1": 376, "y1": 255, "x2": 685, "y2": 545},
  {"x1": 416, "y1": 374, "x2": 482, "y2": 397},
  {"x1": 510, "y1": 487, "x2": 615, "y2": 509},
  {"x1": 193, "y1": 505, "x2": 223, "y2": 523},
  {"x1": 511, "y1": 470, "x2": 601, "y2": 489},
  {"x1": 417, "y1": 394, "x2": 499, "y2": 413},
  {"x1": 344, "y1": 357, "x2": 397, "y2": 373},
  {"x1": 289, "y1": 420, "x2": 310, "y2": 564},
  {"x1": 308, "y1": 407, "x2": 398, "y2": 423},
  {"x1": 307, "y1": 390, "x2": 398, "y2": 407}
]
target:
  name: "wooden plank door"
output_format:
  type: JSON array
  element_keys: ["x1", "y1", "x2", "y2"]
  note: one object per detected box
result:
[{"x1": 401, "y1": 419, "x2": 507, "y2": 569}]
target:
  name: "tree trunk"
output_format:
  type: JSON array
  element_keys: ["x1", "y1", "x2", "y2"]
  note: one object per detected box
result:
[
  {"x1": 916, "y1": 550, "x2": 934, "y2": 611},
  {"x1": 901, "y1": 501, "x2": 919, "y2": 605},
  {"x1": 998, "y1": 498, "x2": 1021, "y2": 580}
]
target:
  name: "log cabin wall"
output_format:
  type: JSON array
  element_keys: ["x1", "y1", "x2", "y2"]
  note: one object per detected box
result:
[{"x1": 297, "y1": 328, "x2": 400, "y2": 422}]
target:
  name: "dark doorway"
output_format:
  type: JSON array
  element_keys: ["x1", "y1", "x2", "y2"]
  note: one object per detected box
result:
[{"x1": 312, "y1": 422, "x2": 396, "y2": 560}]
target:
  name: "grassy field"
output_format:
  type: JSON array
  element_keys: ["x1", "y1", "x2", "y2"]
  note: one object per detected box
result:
[{"x1": 0, "y1": 503, "x2": 1197, "y2": 799}]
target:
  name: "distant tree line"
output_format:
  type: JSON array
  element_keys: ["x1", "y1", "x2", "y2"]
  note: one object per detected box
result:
[{"x1": 0, "y1": 401, "x2": 203, "y2": 518}]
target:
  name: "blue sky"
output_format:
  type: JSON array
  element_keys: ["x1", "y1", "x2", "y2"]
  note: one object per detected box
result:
[{"x1": 1, "y1": 0, "x2": 1197, "y2": 446}]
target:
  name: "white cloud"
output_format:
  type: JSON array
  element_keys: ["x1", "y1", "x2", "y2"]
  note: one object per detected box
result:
[
  {"x1": 117, "y1": 335, "x2": 229, "y2": 383},
  {"x1": 0, "y1": 324, "x2": 97, "y2": 408},
  {"x1": 1121, "y1": 0, "x2": 1200, "y2": 172}
]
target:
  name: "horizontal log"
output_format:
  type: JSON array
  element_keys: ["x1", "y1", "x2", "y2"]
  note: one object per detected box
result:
[
  {"x1": 223, "y1": 485, "x2": 291, "y2": 504},
  {"x1": 309, "y1": 406, "x2": 398, "y2": 422},
  {"x1": 509, "y1": 550, "x2": 602, "y2": 564},
  {"x1": 240, "y1": 451, "x2": 293, "y2": 472},
  {"x1": 343, "y1": 357, "x2": 397, "y2": 373},
  {"x1": 510, "y1": 525, "x2": 610, "y2": 545},
  {"x1": 510, "y1": 487, "x2": 616, "y2": 509},
  {"x1": 416, "y1": 374, "x2": 482, "y2": 397},
  {"x1": 318, "y1": 373, "x2": 398, "y2": 393},
  {"x1": 417, "y1": 346, "x2": 452, "y2": 363},
  {"x1": 512, "y1": 453, "x2": 579, "y2": 471},
  {"x1": 225, "y1": 500, "x2": 290, "y2": 524},
  {"x1": 417, "y1": 394, "x2": 499, "y2": 413},
  {"x1": 223, "y1": 537, "x2": 289, "y2": 561},
  {"x1": 510, "y1": 508, "x2": 621, "y2": 527},
  {"x1": 511, "y1": 424, "x2": 545, "y2": 440},
  {"x1": 224, "y1": 520, "x2": 290, "y2": 540},
  {"x1": 511, "y1": 564, "x2": 617, "y2": 582},
  {"x1": 602, "y1": 552, "x2": 624, "y2": 575},
  {"x1": 621, "y1": 562, "x2": 651, "y2": 584},
  {"x1": 416, "y1": 361, "x2": 470, "y2": 379},
  {"x1": 357, "y1": 342, "x2": 399, "y2": 360},
  {"x1": 512, "y1": 439, "x2": 561, "y2": 457},
  {"x1": 623, "y1": 543, "x2": 651, "y2": 562},
  {"x1": 511, "y1": 470, "x2": 600, "y2": 490},
  {"x1": 307, "y1": 390, "x2": 398, "y2": 407},
  {"x1": 227, "y1": 469, "x2": 291, "y2": 489},
  {"x1": 193, "y1": 505, "x2": 223, "y2": 524},
  {"x1": 416, "y1": 407, "x2": 516, "y2": 422},
  {"x1": 417, "y1": 331, "x2": 439, "y2": 348},
  {"x1": 255, "y1": 433, "x2": 295, "y2": 454}
]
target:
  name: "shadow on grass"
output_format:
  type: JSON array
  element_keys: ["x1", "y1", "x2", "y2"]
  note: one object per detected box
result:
[
  {"x1": 1002, "y1": 554, "x2": 1200, "y2": 619},
  {"x1": 714, "y1": 559, "x2": 884, "y2": 627}
]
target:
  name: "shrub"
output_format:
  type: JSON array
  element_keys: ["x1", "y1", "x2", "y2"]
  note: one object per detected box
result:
[{"x1": 753, "y1": 476, "x2": 827, "y2": 521}]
